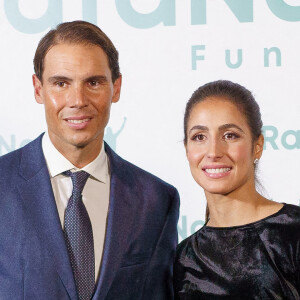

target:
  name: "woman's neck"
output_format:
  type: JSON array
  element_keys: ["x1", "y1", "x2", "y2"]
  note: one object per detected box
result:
[{"x1": 205, "y1": 185, "x2": 282, "y2": 227}]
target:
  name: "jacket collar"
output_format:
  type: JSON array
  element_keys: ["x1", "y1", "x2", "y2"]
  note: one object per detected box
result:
[
  {"x1": 18, "y1": 134, "x2": 78, "y2": 299},
  {"x1": 93, "y1": 142, "x2": 137, "y2": 300}
]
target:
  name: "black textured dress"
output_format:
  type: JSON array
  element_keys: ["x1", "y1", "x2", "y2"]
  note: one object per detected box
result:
[{"x1": 174, "y1": 204, "x2": 300, "y2": 299}]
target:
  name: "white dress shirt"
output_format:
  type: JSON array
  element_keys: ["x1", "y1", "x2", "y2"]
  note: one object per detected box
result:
[{"x1": 42, "y1": 132, "x2": 110, "y2": 281}]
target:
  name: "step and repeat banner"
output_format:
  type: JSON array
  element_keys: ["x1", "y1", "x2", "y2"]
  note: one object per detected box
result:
[{"x1": 0, "y1": 0, "x2": 299, "y2": 240}]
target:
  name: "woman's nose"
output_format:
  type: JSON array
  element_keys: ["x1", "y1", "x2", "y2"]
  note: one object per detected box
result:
[{"x1": 206, "y1": 139, "x2": 223, "y2": 159}]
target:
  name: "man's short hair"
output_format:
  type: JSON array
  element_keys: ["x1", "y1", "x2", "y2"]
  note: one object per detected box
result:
[{"x1": 33, "y1": 20, "x2": 120, "y2": 83}]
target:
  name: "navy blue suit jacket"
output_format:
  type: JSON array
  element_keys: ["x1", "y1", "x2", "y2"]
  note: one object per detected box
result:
[{"x1": 0, "y1": 135, "x2": 179, "y2": 300}]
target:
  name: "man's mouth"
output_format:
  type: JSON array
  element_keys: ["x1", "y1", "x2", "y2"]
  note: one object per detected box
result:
[{"x1": 67, "y1": 118, "x2": 90, "y2": 124}]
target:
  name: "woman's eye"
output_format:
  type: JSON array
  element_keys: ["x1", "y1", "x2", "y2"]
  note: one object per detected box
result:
[
  {"x1": 193, "y1": 134, "x2": 206, "y2": 141},
  {"x1": 224, "y1": 132, "x2": 239, "y2": 140}
]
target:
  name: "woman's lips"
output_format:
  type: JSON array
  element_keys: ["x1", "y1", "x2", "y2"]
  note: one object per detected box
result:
[{"x1": 202, "y1": 166, "x2": 232, "y2": 179}]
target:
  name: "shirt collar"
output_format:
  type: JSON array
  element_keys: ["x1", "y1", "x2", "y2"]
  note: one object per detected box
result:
[{"x1": 42, "y1": 132, "x2": 109, "y2": 183}]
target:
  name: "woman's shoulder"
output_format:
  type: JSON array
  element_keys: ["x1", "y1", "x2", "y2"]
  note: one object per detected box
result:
[
  {"x1": 283, "y1": 203, "x2": 300, "y2": 214},
  {"x1": 175, "y1": 227, "x2": 205, "y2": 259},
  {"x1": 265, "y1": 203, "x2": 300, "y2": 225},
  {"x1": 176, "y1": 235, "x2": 192, "y2": 256},
  {"x1": 258, "y1": 203, "x2": 300, "y2": 242}
]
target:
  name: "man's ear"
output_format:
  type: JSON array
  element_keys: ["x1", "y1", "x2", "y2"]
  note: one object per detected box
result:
[
  {"x1": 254, "y1": 134, "x2": 264, "y2": 160},
  {"x1": 112, "y1": 74, "x2": 122, "y2": 103},
  {"x1": 32, "y1": 74, "x2": 44, "y2": 104}
]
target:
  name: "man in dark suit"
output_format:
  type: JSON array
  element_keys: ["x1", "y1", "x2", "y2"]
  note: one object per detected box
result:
[{"x1": 0, "y1": 21, "x2": 179, "y2": 300}]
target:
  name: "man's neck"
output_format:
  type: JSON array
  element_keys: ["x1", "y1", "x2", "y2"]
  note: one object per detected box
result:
[{"x1": 48, "y1": 134, "x2": 103, "y2": 169}]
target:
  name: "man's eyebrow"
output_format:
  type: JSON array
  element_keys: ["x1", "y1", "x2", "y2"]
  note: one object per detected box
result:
[
  {"x1": 84, "y1": 75, "x2": 108, "y2": 83},
  {"x1": 48, "y1": 76, "x2": 72, "y2": 83},
  {"x1": 47, "y1": 75, "x2": 109, "y2": 83},
  {"x1": 219, "y1": 123, "x2": 244, "y2": 133},
  {"x1": 189, "y1": 125, "x2": 208, "y2": 134}
]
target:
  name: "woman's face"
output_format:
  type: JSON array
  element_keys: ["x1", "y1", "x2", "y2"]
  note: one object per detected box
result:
[{"x1": 185, "y1": 97, "x2": 263, "y2": 196}]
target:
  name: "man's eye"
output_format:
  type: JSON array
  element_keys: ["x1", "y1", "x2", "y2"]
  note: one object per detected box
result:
[
  {"x1": 89, "y1": 80, "x2": 99, "y2": 86},
  {"x1": 55, "y1": 81, "x2": 66, "y2": 87}
]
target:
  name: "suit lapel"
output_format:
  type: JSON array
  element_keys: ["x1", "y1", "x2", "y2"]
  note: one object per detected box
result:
[
  {"x1": 93, "y1": 144, "x2": 136, "y2": 300},
  {"x1": 17, "y1": 135, "x2": 78, "y2": 300}
]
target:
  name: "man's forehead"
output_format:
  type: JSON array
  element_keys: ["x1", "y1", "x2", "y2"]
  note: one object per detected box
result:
[
  {"x1": 44, "y1": 42, "x2": 107, "y2": 60},
  {"x1": 43, "y1": 42, "x2": 110, "y2": 75}
]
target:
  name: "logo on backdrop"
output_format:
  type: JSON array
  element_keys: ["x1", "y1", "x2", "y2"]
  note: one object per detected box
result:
[
  {"x1": 3, "y1": 0, "x2": 300, "y2": 34},
  {"x1": 178, "y1": 215, "x2": 205, "y2": 240},
  {"x1": 0, "y1": 135, "x2": 31, "y2": 156},
  {"x1": 104, "y1": 117, "x2": 127, "y2": 151},
  {"x1": 263, "y1": 126, "x2": 300, "y2": 150},
  {"x1": 4, "y1": 1, "x2": 298, "y2": 71},
  {"x1": 191, "y1": 46, "x2": 282, "y2": 70}
]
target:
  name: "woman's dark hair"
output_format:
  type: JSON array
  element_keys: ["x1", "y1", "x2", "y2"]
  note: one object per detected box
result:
[{"x1": 184, "y1": 80, "x2": 263, "y2": 145}]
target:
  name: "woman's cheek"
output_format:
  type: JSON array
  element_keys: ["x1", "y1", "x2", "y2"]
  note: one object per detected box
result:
[
  {"x1": 186, "y1": 145, "x2": 203, "y2": 168},
  {"x1": 231, "y1": 143, "x2": 252, "y2": 161}
]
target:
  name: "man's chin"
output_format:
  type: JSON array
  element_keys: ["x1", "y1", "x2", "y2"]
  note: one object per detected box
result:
[
  {"x1": 69, "y1": 135, "x2": 102, "y2": 150},
  {"x1": 70, "y1": 138, "x2": 91, "y2": 149},
  {"x1": 49, "y1": 131, "x2": 103, "y2": 152},
  {"x1": 73, "y1": 143, "x2": 87, "y2": 149}
]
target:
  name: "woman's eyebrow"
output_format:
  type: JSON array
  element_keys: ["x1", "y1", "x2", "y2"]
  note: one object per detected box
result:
[
  {"x1": 189, "y1": 125, "x2": 208, "y2": 134},
  {"x1": 219, "y1": 123, "x2": 244, "y2": 133}
]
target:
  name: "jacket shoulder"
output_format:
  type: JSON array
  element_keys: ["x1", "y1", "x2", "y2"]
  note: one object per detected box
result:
[
  {"x1": 0, "y1": 147, "x2": 23, "y2": 176},
  {"x1": 0, "y1": 135, "x2": 43, "y2": 184},
  {"x1": 126, "y1": 158, "x2": 176, "y2": 190},
  {"x1": 105, "y1": 143, "x2": 179, "y2": 198}
]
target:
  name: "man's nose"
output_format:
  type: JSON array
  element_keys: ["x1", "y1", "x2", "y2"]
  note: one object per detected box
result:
[{"x1": 68, "y1": 85, "x2": 88, "y2": 108}]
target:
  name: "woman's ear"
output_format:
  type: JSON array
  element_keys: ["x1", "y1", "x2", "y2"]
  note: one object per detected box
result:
[{"x1": 254, "y1": 134, "x2": 264, "y2": 160}]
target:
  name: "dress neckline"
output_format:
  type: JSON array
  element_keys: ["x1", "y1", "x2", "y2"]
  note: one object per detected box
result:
[{"x1": 203, "y1": 203, "x2": 286, "y2": 231}]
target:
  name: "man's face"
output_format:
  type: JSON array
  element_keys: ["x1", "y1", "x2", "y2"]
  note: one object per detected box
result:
[{"x1": 33, "y1": 43, "x2": 121, "y2": 155}]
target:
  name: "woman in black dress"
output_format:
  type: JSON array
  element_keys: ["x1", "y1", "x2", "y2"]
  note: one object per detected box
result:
[{"x1": 174, "y1": 80, "x2": 300, "y2": 299}]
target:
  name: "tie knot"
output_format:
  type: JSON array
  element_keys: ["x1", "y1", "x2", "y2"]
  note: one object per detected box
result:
[{"x1": 64, "y1": 170, "x2": 90, "y2": 194}]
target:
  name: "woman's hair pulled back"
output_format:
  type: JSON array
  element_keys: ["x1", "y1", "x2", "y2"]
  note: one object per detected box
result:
[{"x1": 183, "y1": 80, "x2": 263, "y2": 144}]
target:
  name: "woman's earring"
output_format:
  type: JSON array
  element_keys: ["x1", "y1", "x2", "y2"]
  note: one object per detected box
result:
[{"x1": 254, "y1": 158, "x2": 259, "y2": 165}]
